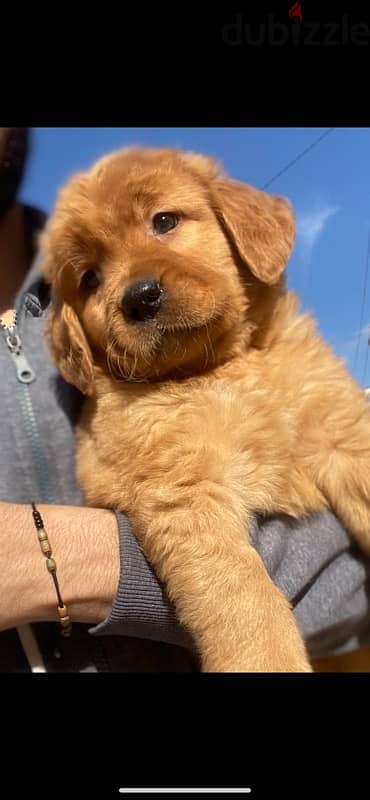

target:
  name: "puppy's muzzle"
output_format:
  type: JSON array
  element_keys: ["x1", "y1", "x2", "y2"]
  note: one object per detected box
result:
[{"x1": 121, "y1": 278, "x2": 163, "y2": 322}]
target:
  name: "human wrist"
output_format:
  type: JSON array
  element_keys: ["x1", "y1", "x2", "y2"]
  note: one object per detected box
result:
[
  {"x1": 34, "y1": 505, "x2": 120, "y2": 626},
  {"x1": 0, "y1": 502, "x2": 120, "y2": 630}
]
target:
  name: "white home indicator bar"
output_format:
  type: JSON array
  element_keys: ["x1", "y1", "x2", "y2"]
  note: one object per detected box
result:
[{"x1": 119, "y1": 790, "x2": 252, "y2": 794}]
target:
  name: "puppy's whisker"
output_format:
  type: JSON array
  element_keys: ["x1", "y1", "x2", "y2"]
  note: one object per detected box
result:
[
  {"x1": 202, "y1": 340, "x2": 210, "y2": 370},
  {"x1": 107, "y1": 339, "x2": 152, "y2": 384},
  {"x1": 137, "y1": 343, "x2": 154, "y2": 370},
  {"x1": 204, "y1": 323, "x2": 216, "y2": 368},
  {"x1": 106, "y1": 336, "x2": 131, "y2": 382}
]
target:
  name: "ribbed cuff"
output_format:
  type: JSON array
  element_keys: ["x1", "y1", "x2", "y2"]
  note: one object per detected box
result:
[{"x1": 89, "y1": 511, "x2": 196, "y2": 653}]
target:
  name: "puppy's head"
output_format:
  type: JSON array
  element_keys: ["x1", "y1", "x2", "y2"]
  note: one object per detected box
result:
[{"x1": 40, "y1": 146, "x2": 295, "y2": 394}]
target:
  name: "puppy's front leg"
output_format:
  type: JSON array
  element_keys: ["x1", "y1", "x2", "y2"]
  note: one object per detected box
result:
[
  {"x1": 128, "y1": 498, "x2": 311, "y2": 673},
  {"x1": 303, "y1": 382, "x2": 370, "y2": 555}
]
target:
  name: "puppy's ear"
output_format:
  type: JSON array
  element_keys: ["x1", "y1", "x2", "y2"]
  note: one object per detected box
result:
[
  {"x1": 38, "y1": 185, "x2": 96, "y2": 397},
  {"x1": 46, "y1": 297, "x2": 95, "y2": 397},
  {"x1": 211, "y1": 178, "x2": 296, "y2": 285}
]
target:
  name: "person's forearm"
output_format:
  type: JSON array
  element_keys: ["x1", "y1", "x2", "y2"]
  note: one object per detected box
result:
[{"x1": 0, "y1": 502, "x2": 120, "y2": 631}]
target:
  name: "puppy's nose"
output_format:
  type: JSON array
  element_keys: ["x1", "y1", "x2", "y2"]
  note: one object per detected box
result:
[{"x1": 121, "y1": 278, "x2": 163, "y2": 322}]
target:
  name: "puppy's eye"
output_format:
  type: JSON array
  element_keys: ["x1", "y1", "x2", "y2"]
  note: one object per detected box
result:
[
  {"x1": 81, "y1": 270, "x2": 101, "y2": 291},
  {"x1": 152, "y1": 212, "x2": 179, "y2": 235}
]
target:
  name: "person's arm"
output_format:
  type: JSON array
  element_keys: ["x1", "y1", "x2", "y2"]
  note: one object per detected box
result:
[
  {"x1": 0, "y1": 501, "x2": 195, "y2": 651},
  {"x1": 0, "y1": 502, "x2": 119, "y2": 631}
]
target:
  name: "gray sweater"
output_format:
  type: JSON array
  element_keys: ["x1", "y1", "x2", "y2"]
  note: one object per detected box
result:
[{"x1": 1, "y1": 206, "x2": 369, "y2": 672}]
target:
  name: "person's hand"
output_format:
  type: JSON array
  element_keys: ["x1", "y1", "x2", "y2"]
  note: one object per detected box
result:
[{"x1": 0, "y1": 502, "x2": 120, "y2": 632}]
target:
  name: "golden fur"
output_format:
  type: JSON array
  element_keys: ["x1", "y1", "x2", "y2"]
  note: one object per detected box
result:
[{"x1": 40, "y1": 146, "x2": 370, "y2": 672}]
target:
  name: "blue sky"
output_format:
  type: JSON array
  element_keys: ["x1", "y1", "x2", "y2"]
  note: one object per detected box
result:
[{"x1": 21, "y1": 127, "x2": 370, "y2": 387}]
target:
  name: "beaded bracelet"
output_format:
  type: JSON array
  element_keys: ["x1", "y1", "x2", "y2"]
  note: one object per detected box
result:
[{"x1": 31, "y1": 503, "x2": 72, "y2": 637}]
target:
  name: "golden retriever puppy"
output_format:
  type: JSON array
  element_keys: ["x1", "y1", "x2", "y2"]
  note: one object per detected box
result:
[{"x1": 40, "y1": 146, "x2": 370, "y2": 672}]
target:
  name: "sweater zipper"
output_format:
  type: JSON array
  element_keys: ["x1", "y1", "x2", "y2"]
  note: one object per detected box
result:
[
  {"x1": 0, "y1": 302, "x2": 53, "y2": 502},
  {"x1": 0, "y1": 309, "x2": 36, "y2": 384}
]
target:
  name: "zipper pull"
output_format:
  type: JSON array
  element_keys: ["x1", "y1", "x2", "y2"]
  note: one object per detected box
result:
[{"x1": 6, "y1": 333, "x2": 36, "y2": 384}]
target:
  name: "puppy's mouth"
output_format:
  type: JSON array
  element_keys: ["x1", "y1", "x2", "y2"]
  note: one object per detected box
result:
[
  {"x1": 104, "y1": 307, "x2": 225, "y2": 383},
  {"x1": 154, "y1": 317, "x2": 211, "y2": 335},
  {"x1": 112, "y1": 312, "x2": 219, "y2": 354}
]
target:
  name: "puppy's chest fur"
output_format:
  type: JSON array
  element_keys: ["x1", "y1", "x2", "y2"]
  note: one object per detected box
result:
[{"x1": 74, "y1": 327, "x2": 334, "y2": 522}]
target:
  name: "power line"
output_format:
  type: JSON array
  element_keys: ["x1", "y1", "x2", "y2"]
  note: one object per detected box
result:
[
  {"x1": 361, "y1": 334, "x2": 370, "y2": 388},
  {"x1": 261, "y1": 128, "x2": 336, "y2": 190},
  {"x1": 353, "y1": 230, "x2": 370, "y2": 381},
  {"x1": 260, "y1": 129, "x2": 370, "y2": 386}
]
